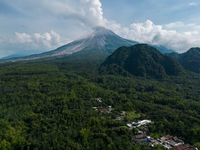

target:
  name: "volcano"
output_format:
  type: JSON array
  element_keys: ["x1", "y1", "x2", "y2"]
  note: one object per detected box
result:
[
  {"x1": 9, "y1": 26, "x2": 138, "y2": 62},
  {"x1": 2, "y1": 26, "x2": 177, "y2": 63}
]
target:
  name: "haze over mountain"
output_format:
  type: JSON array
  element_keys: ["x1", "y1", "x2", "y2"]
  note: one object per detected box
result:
[
  {"x1": 100, "y1": 44, "x2": 184, "y2": 79},
  {"x1": 150, "y1": 45, "x2": 176, "y2": 54},
  {"x1": 0, "y1": 50, "x2": 42, "y2": 60},
  {"x1": 1, "y1": 26, "x2": 177, "y2": 63},
  {"x1": 2, "y1": 26, "x2": 137, "y2": 62},
  {"x1": 168, "y1": 47, "x2": 200, "y2": 73}
]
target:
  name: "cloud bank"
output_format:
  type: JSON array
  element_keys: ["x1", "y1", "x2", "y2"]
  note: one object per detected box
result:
[
  {"x1": 3, "y1": 0, "x2": 105, "y2": 27},
  {"x1": 0, "y1": 31, "x2": 62, "y2": 56},
  {"x1": 0, "y1": 0, "x2": 107, "y2": 57},
  {"x1": 115, "y1": 20, "x2": 200, "y2": 53},
  {"x1": 14, "y1": 31, "x2": 61, "y2": 49},
  {"x1": 189, "y1": 2, "x2": 198, "y2": 6},
  {"x1": 1, "y1": 0, "x2": 200, "y2": 57}
]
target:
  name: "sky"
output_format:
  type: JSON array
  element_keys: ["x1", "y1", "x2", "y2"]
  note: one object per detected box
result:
[{"x1": 0, "y1": 0, "x2": 200, "y2": 58}]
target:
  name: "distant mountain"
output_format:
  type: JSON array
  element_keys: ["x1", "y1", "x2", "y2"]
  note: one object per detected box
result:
[
  {"x1": 1, "y1": 26, "x2": 177, "y2": 63},
  {"x1": 0, "y1": 50, "x2": 43, "y2": 60},
  {"x1": 168, "y1": 47, "x2": 200, "y2": 73},
  {"x1": 100, "y1": 44, "x2": 184, "y2": 79},
  {"x1": 4, "y1": 26, "x2": 138, "y2": 62},
  {"x1": 150, "y1": 45, "x2": 176, "y2": 54},
  {"x1": 0, "y1": 54, "x2": 27, "y2": 60}
]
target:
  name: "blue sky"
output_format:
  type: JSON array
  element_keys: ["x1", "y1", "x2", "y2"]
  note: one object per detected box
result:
[
  {"x1": 0, "y1": 0, "x2": 200, "y2": 58},
  {"x1": 101, "y1": 0, "x2": 200, "y2": 27}
]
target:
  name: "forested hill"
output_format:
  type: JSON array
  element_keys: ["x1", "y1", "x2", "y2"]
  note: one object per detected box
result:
[
  {"x1": 167, "y1": 47, "x2": 200, "y2": 73},
  {"x1": 100, "y1": 44, "x2": 184, "y2": 79},
  {"x1": 0, "y1": 55, "x2": 200, "y2": 149}
]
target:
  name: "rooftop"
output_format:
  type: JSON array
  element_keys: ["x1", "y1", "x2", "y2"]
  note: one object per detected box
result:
[{"x1": 172, "y1": 144, "x2": 197, "y2": 150}]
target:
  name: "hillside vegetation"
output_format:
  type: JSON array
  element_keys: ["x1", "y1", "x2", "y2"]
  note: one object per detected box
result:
[
  {"x1": 0, "y1": 54, "x2": 200, "y2": 149},
  {"x1": 168, "y1": 47, "x2": 200, "y2": 73},
  {"x1": 100, "y1": 44, "x2": 184, "y2": 79}
]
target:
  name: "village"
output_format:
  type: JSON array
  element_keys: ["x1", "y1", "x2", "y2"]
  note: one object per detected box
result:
[{"x1": 93, "y1": 98, "x2": 198, "y2": 150}]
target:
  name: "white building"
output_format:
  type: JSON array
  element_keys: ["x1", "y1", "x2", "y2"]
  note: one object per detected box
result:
[{"x1": 132, "y1": 120, "x2": 152, "y2": 127}]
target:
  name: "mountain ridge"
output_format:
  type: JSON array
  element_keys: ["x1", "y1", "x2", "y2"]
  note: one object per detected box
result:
[
  {"x1": 100, "y1": 44, "x2": 184, "y2": 79},
  {"x1": 1, "y1": 26, "x2": 176, "y2": 63},
  {"x1": 167, "y1": 47, "x2": 200, "y2": 73},
  {"x1": 3, "y1": 26, "x2": 137, "y2": 62}
]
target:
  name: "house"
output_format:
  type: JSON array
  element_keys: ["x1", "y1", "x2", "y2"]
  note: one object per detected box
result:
[
  {"x1": 172, "y1": 144, "x2": 198, "y2": 150},
  {"x1": 170, "y1": 139, "x2": 184, "y2": 147},
  {"x1": 159, "y1": 135, "x2": 174, "y2": 143},
  {"x1": 132, "y1": 120, "x2": 152, "y2": 127},
  {"x1": 132, "y1": 120, "x2": 141, "y2": 127},
  {"x1": 99, "y1": 108, "x2": 109, "y2": 114},
  {"x1": 121, "y1": 111, "x2": 126, "y2": 116},
  {"x1": 160, "y1": 136, "x2": 168, "y2": 142},
  {"x1": 132, "y1": 134, "x2": 150, "y2": 143},
  {"x1": 165, "y1": 135, "x2": 173, "y2": 139},
  {"x1": 150, "y1": 142, "x2": 158, "y2": 147},
  {"x1": 158, "y1": 135, "x2": 184, "y2": 146},
  {"x1": 95, "y1": 98, "x2": 102, "y2": 102},
  {"x1": 108, "y1": 106, "x2": 112, "y2": 113},
  {"x1": 169, "y1": 140, "x2": 184, "y2": 147},
  {"x1": 92, "y1": 107, "x2": 98, "y2": 110},
  {"x1": 148, "y1": 138, "x2": 155, "y2": 142},
  {"x1": 126, "y1": 123, "x2": 132, "y2": 128},
  {"x1": 140, "y1": 126, "x2": 149, "y2": 132},
  {"x1": 139, "y1": 120, "x2": 151, "y2": 126}
]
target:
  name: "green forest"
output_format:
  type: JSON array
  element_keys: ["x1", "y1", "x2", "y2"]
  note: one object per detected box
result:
[{"x1": 0, "y1": 55, "x2": 200, "y2": 150}]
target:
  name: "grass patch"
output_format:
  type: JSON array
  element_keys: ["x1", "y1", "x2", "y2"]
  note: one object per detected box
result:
[{"x1": 123, "y1": 111, "x2": 141, "y2": 120}]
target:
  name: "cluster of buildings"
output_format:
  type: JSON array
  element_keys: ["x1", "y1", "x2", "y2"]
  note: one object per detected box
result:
[
  {"x1": 93, "y1": 97, "x2": 113, "y2": 113},
  {"x1": 128, "y1": 119, "x2": 198, "y2": 149},
  {"x1": 132, "y1": 134, "x2": 150, "y2": 143},
  {"x1": 91, "y1": 102, "x2": 198, "y2": 150},
  {"x1": 132, "y1": 134, "x2": 198, "y2": 150},
  {"x1": 155, "y1": 135, "x2": 184, "y2": 149},
  {"x1": 92, "y1": 103, "x2": 127, "y2": 121},
  {"x1": 92, "y1": 106, "x2": 112, "y2": 114},
  {"x1": 172, "y1": 144, "x2": 198, "y2": 150},
  {"x1": 156, "y1": 135, "x2": 198, "y2": 150}
]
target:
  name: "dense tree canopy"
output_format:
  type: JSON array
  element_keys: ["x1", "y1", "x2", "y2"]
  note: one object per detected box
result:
[{"x1": 0, "y1": 56, "x2": 199, "y2": 149}]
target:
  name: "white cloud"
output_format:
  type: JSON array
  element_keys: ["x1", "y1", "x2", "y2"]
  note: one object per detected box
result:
[
  {"x1": 187, "y1": 23, "x2": 196, "y2": 27},
  {"x1": 33, "y1": 31, "x2": 61, "y2": 48},
  {"x1": 164, "y1": 22, "x2": 197, "y2": 29},
  {"x1": 114, "y1": 20, "x2": 200, "y2": 53},
  {"x1": 4, "y1": 31, "x2": 62, "y2": 51},
  {"x1": 1, "y1": 0, "x2": 200, "y2": 56},
  {"x1": 194, "y1": 25, "x2": 200, "y2": 30},
  {"x1": 50, "y1": 31, "x2": 61, "y2": 45},
  {"x1": 45, "y1": 0, "x2": 105, "y2": 27},
  {"x1": 105, "y1": 20, "x2": 122, "y2": 35},
  {"x1": 164, "y1": 22, "x2": 185, "y2": 28},
  {"x1": 0, "y1": 0, "x2": 106, "y2": 57},
  {"x1": 32, "y1": 31, "x2": 59, "y2": 48},
  {"x1": 189, "y1": 2, "x2": 198, "y2": 6},
  {"x1": 6, "y1": 0, "x2": 106, "y2": 28},
  {"x1": 15, "y1": 33, "x2": 32, "y2": 43}
]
